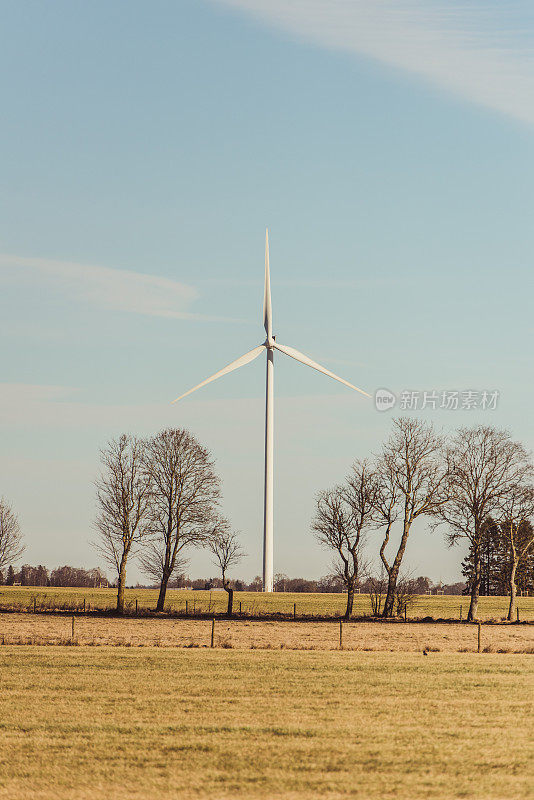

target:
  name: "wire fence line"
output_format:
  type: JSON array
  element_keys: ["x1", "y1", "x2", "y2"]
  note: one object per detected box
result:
[
  {"x1": 0, "y1": 588, "x2": 532, "y2": 621},
  {"x1": 0, "y1": 615, "x2": 533, "y2": 653}
]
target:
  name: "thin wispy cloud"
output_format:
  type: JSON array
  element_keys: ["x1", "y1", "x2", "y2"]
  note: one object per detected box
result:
[
  {"x1": 0, "y1": 254, "x2": 231, "y2": 321},
  {"x1": 0, "y1": 383, "x2": 77, "y2": 406},
  {"x1": 215, "y1": 0, "x2": 534, "y2": 126},
  {"x1": 0, "y1": 383, "x2": 366, "y2": 430}
]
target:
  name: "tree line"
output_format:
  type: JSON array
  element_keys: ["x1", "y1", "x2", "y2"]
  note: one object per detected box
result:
[
  {"x1": 0, "y1": 565, "x2": 466, "y2": 597},
  {"x1": 92, "y1": 419, "x2": 532, "y2": 620},
  {"x1": 271, "y1": 574, "x2": 466, "y2": 596},
  {"x1": 157, "y1": 572, "x2": 463, "y2": 595},
  {"x1": 1, "y1": 420, "x2": 532, "y2": 621},
  {"x1": 313, "y1": 419, "x2": 533, "y2": 621},
  {"x1": 0, "y1": 564, "x2": 109, "y2": 588},
  {"x1": 93, "y1": 429, "x2": 243, "y2": 615}
]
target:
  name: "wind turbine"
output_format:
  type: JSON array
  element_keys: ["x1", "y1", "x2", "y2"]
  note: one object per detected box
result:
[{"x1": 173, "y1": 231, "x2": 370, "y2": 592}]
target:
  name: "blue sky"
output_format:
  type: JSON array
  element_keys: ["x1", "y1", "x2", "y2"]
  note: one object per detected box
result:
[{"x1": 1, "y1": 0, "x2": 533, "y2": 584}]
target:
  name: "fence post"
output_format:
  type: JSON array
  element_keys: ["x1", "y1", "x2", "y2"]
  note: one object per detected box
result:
[
  {"x1": 186, "y1": 600, "x2": 188, "y2": 617},
  {"x1": 516, "y1": 606, "x2": 520, "y2": 623},
  {"x1": 339, "y1": 620, "x2": 343, "y2": 650},
  {"x1": 293, "y1": 603, "x2": 296, "y2": 620},
  {"x1": 239, "y1": 601, "x2": 242, "y2": 614},
  {"x1": 33, "y1": 597, "x2": 36, "y2": 614},
  {"x1": 135, "y1": 598, "x2": 138, "y2": 616},
  {"x1": 83, "y1": 598, "x2": 86, "y2": 613},
  {"x1": 477, "y1": 622, "x2": 481, "y2": 653},
  {"x1": 71, "y1": 616, "x2": 75, "y2": 641},
  {"x1": 210, "y1": 618, "x2": 215, "y2": 648},
  {"x1": 404, "y1": 604, "x2": 407, "y2": 623},
  {"x1": 459, "y1": 605, "x2": 462, "y2": 622}
]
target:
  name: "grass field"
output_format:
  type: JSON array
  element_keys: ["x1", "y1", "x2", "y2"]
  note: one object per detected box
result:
[
  {"x1": 0, "y1": 647, "x2": 531, "y2": 799},
  {"x1": 1, "y1": 586, "x2": 533, "y2": 620}
]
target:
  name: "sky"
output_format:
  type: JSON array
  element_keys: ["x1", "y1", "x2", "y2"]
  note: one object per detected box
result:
[{"x1": 1, "y1": 0, "x2": 533, "y2": 585}]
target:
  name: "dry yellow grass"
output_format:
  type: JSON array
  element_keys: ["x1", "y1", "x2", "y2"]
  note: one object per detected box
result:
[
  {"x1": 0, "y1": 647, "x2": 531, "y2": 799},
  {"x1": 0, "y1": 614, "x2": 532, "y2": 652}
]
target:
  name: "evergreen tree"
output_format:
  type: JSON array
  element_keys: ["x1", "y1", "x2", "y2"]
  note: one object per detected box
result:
[
  {"x1": 462, "y1": 518, "x2": 534, "y2": 596},
  {"x1": 509, "y1": 521, "x2": 534, "y2": 595}
]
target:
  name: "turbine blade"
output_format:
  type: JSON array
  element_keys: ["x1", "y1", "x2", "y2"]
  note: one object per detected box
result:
[
  {"x1": 172, "y1": 345, "x2": 266, "y2": 403},
  {"x1": 273, "y1": 342, "x2": 371, "y2": 398},
  {"x1": 263, "y1": 228, "x2": 272, "y2": 338}
]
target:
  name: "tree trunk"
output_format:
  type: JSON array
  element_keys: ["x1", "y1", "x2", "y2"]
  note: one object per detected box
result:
[
  {"x1": 156, "y1": 570, "x2": 171, "y2": 612},
  {"x1": 382, "y1": 547, "x2": 403, "y2": 617},
  {"x1": 382, "y1": 568, "x2": 398, "y2": 618},
  {"x1": 344, "y1": 582, "x2": 354, "y2": 620},
  {"x1": 382, "y1": 520, "x2": 411, "y2": 618},
  {"x1": 116, "y1": 558, "x2": 127, "y2": 614},
  {"x1": 507, "y1": 559, "x2": 518, "y2": 621},
  {"x1": 226, "y1": 586, "x2": 234, "y2": 617},
  {"x1": 467, "y1": 543, "x2": 481, "y2": 622}
]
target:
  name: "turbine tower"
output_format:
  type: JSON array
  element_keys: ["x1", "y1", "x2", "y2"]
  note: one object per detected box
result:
[{"x1": 173, "y1": 231, "x2": 370, "y2": 592}]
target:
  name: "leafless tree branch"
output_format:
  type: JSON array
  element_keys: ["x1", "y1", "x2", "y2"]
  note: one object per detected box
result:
[
  {"x1": 373, "y1": 418, "x2": 447, "y2": 617},
  {"x1": 207, "y1": 519, "x2": 245, "y2": 616},
  {"x1": 92, "y1": 434, "x2": 152, "y2": 613},
  {"x1": 140, "y1": 428, "x2": 221, "y2": 611},
  {"x1": 0, "y1": 498, "x2": 24, "y2": 571}
]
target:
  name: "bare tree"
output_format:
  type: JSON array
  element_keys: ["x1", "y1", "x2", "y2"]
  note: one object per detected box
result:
[
  {"x1": 394, "y1": 574, "x2": 418, "y2": 617},
  {"x1": 375, "y1": 418, "x2": 447, "y2": 618},
  {"x1": 93, "y1": 434, "x2": 152, "y2": 614},
  {"x1": 0, "y1": 498, "x2": 24, "y2": 570},
  {"x1": 497, "y1": 484, "x2": 534, "y2": 621},
  {"x1": 313, "y1": 461, "x2": 376, "y2": 619},
  {"x1": 140, "y1": 428, "x2": 220, "y2": 612},
  {"x1": 207, "y1": 521, "x2": 244, "y2": 616},
  {"x1": 274, "y1": 573, "x2": 289, "y2": 592},
  {"x1": 439, "y1": 426, "x2": 531, "y2": 622}
]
